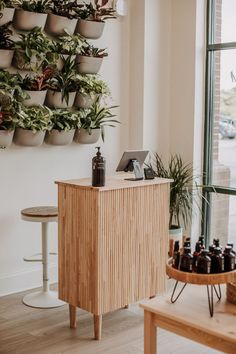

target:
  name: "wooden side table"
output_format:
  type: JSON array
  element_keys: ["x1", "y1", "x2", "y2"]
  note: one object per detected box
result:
[
  {"x1": 56, "y1": 175, "x2": 171, "y2": 339},
  {"x1": 140, "y1": 285, "x2": 236, "y2": 354}
]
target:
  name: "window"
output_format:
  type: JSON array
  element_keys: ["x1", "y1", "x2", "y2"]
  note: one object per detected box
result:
[{"x1": 203, "y1": 0, "x2": 236, "y2": 247}]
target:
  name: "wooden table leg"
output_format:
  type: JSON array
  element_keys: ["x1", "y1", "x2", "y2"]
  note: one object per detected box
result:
[
  {"x1": 94, "y1": 314, "x2": 102, "y2": 340},
  {"x1": 69, "y1": 304, "x2": 77, "y2": 329},
  {"x1": 144, "y1": 310, "x2": 156, "y2": 354}
]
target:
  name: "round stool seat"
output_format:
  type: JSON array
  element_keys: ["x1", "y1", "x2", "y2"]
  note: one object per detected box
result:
[{"x1": 21, "y1": 206, "x2": 58, "y2": 223}]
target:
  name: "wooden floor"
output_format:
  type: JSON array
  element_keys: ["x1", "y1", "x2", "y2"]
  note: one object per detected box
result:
[{"x1": 0, "y1": 285, "x2": 222, "y2": 354}]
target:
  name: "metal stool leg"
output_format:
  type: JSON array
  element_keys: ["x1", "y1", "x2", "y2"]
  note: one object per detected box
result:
[{"x1": 22, "y1": 222, "x2": 65, "y2": 309}]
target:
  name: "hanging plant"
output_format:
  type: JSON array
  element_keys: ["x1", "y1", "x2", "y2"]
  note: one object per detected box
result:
[
  {"x1": 0, "y1": 21, "x2": 14, "y2": 68},
  {"x1": 13, "y1": 0, "x2": 51, "y2": 30}
]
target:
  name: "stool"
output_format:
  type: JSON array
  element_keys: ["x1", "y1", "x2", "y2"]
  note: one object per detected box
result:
[{"x1": 21, "y1": 206, "x2": 65, "y2": 309}]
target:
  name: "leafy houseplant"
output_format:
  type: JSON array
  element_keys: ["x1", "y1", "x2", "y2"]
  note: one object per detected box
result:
[
  {"x1": 0, "y1": 0, "x2": 15, "y2": 26},
  {"x1": 45, "y1": 109, "x2": 79, "y2": 145},
  {"x1": 14, "y1": 105, "x2": 52, "y2": 146},
  {"x1": 77, "y1": 45, "x2": 108, "y2": 74},
  {"x1": 74, "y1": 74, "x2": 111, "y2": 108},
  {"x1": 0, "y1": 21, "x2": 14, "y2": 68},
  {"x1": 13, "y1": 27, "x2": 52, "y2": 70},
  {"x1": 0, "y1": 84, "x2": 18, "y2": 147},
  {"x1": 13, "y1": 0, "x2": 51, "y2": 30},
  {"x1": 75, "y1": 0, "x2": 116, "y2": 39},
  {"x1": 0, "y1": 70, "x2": 28, "y2": 110},
  {"x1": 45, "y1": 0, "x2": 78, "y2": 36},
  {"x1": 76, "y1": 98, "x2": 119, "y2": 144}
]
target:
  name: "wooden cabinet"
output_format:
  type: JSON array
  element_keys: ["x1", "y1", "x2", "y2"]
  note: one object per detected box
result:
[{"x1": 56, "y1": 175, "x2": 171, "y2": 339}]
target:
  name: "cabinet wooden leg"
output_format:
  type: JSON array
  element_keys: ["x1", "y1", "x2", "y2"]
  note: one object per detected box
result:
[
  {"x1": 69, "y1": 304, "x2": 77, "y2": 329},
  {"x1": 124, "y1": 305, "x2": 129, "y2": 309},
  {"x1": 149, "y1": 295, "x2": 156, "y2": 299},
  {"x1": 94, "y1": 314, "x2": 102, "y2": 340},
  {"x1": 144, "y1": 310, "x2": 156, "y2": 354}
]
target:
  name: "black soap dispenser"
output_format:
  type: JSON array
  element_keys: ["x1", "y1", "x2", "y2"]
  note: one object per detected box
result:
[{"x1": 92, "y1": 147, "x2": 106, "y2": 187}]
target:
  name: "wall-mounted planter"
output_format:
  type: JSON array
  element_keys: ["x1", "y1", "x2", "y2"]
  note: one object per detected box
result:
[
  {"x1": 45, "y1": 90, "x2": 76, "y2": 108},
  {"x1": 23, "y1": 90, "x2": 47, "y2": 107},
  {"x1": 13, "y1": 50, "x2": 42, "y2": 70},
  {"x1": 14, "y1": 128, "x2": 45, "y2": 146},
  {"x1": 13, "y1": 10, "x2": 47, "y2": 31},
  {"x1": 45, "y1": 13, "x2": 77, "y2": 36},
  {"x1": 0, "y1": 130, "x2": 14, "y2": 147},
  {"x1": 45, "y1": 129, "x2": 75, "y2": 145},
  {"x1": 0, "y1": 49, "x2": 14, "y2": 69},
  {"x1": 76, "y1": 55, "x2": 103, "y2": 74},
  {"x1": 74, "y1": 128, "x2": 100, "y2": 144},
  {"x1": 0, "y1": 7, "x2": 15, "y2": 26},
  {"x1": 75, "y1": 19, "x2": 105, "y2": 39},
  {"x1": 74, "y1": 93, "x2": 97, "y2": 109}
]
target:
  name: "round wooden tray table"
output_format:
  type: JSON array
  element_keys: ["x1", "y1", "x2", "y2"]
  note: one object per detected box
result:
[{"x1": 166, "y1": 258, "x2": 236, "y2": 317}]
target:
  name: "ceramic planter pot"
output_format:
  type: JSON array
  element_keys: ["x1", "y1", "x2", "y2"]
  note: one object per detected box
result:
[
  {"x1": 45, "y1": 90, "x2": 76, "y2": 108},
  {"x1": 45, "y1": 13, "x2": 77, "y2": 36},
  {"x1": 0, "y1": 130, "x2": 14, "y2": 147},
  {"x1": 75, "y1": 18, "x2": 105, "y2": 39},
  {"x1": 13, "y1": 50, "x2": 43, "y2": 70},
  {"x1": 169, "y1": 226, "x2": 183, "y2": 257},
  {"x1": 45, "y1": 129, "x2": 75, "y2": 145},
  {"x1": 13, "y1": 10, "x2": 47, "y2": 31},
  {"x1": 56, "y1": 54, "x2": 76, "y2": 71},
  {"x1": 14, "y1": 128, "x2": 45, "y2": 146},
  {"x1": 76, "y1": 55, "x2": 103, "y2": 74},
  {"x1": 0, "y1": 49, "x2": 14, "y2": 69},
  {"x1": 74, "y1": 128, "x2": 100, "y2": 144},
  {"x1": 0, "y1": 7, "x2": 15, "y2": 26},
  {"x1": 74, "y1": 93, "x2": 97, "y2": 108},
  {"x1": 23, "y1": 90, "x2": 47, "y2": 107}
]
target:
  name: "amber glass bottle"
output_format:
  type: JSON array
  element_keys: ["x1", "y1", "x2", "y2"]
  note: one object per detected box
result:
[
  {"x1": 173, "y1": 241, "x2": 180, "y2": 269},
  {"x1": 224, "y1": 246, "x2": 236, "y2": 272},
  {"x1": 92, "y1": 147, "x2": 106, "y2": 187},
  {"x1": 196, "y1": 250, "x2": 211, "y2": 274},
  {"x1": 193, "y1": 242, "x2": 201, "y2": 272},
  {"x1": 211, "y1": 247, "x2": 224, "y2": 273},
  {"x1": 180, "y1": 247, "x2": 193, "y2": 273}
]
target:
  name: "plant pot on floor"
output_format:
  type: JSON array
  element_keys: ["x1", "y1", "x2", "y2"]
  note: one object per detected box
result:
[
  {"x1": 45, "y1": 13, "x2": 77, "y2": 36},
  {"x1": 13, "y1": 10, "x2": 47, "y2": 31},
  {"x1": 23, "y1": 90, "x2": 47, "y2": 107},
  {"x1": 74, "y1": 93, "x2": 97, "y2": 108},
  {"x1": 45, "y1": 129, "x2": 75, "y2": 145},
  {"x1": 45, "y1": 90, "x2": 76, "y2": 108},
  {"x1": 0, "y1": 49, "x2": 14, "y2": 69},
  {"x1": 0, "y1": 7, "x2": 15, "y2": 26},
  {"x1": 74, "y1": 128, "x2": 100, "y2": 144},
  {"x1": 76, "y1": 55, "x2": 103, "y2": 74},
  {"x1": 75, "y1": 18, "x2": 105, "y2": 39},
  {"x1": 169, "y1": 225, "x2": 183, "y2": 257},
  {"x1": 0, "y1": 130, "x2": 14, "y2": 147},
  {"x1": 14, "y1": 128, "x2": 45, "y2": 146}
]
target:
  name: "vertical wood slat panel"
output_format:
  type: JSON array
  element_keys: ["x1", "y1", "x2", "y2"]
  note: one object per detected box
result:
[{"x1": 58, "y1": 181, "x2": 170, "y2": 315}]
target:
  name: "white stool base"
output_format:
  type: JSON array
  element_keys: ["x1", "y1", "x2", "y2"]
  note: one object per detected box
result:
[{"x1": 22, "y1": 291, "x2": 65, "y2": 309}]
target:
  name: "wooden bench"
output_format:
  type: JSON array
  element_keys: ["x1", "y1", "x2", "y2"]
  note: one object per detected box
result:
[{"x1": 140, "y1": 284, "x2": 236, "y2": 354}]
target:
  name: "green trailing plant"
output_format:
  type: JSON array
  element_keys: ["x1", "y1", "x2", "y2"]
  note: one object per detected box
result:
[
  {"x1": 50, "y1": 31, "x2": 87, "y2": 56},
  {"x1": 49, "y1": 109, "x2": 79, "y2": 132},
  {"x1": 16, "y1": 105, "x2": 53, "y2": 132},
  {"x1": 147, "y1": 154, "x2": 202, "y2": 229},
  {"x1": 50, "y1": 0, "x2": 78, "y2": 19},
  {"x1": 75, "y1": 74, "x2": 111, "y2": 98},
  {"x1": 13, "y1": 0, "x2": 51, "y2": 13},
  {"x1": 79, "y1": 98, "x2": 119, "y2": 141},
  {"x1": 0, "y1": 21, "x2": 14, "y2": 49},
  {"x1": 76, "y1": 0, "x2": 116, "y2": 21},
  {"x1": 14, "y1": 27, "x2": 53, "y2": 70},
  {"x1": 48, "y1": 56, "x2": 76, "y2": 104},
  {"x1": 80, "y1": 44, "x2": 108, "y2": 58},
  {"x1": 0, "y1": 70, "x2": 28, "y2": 110},
  {"x1": 20, "y1": 67, "x2": 55, "y2": 91}
]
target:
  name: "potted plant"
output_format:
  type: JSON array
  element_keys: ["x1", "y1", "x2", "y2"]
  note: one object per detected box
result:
[
  {"x1": 45, "y1": 57, "x2": 76, "y2": 108},
  {"x1": 45, "y1": 0, "x2": 78, "y2": 36},
  {"x1": 14, "y1": 105, "x2": 52, "y2": 146},
  {"x1": 13, "y1": 0, "x2": 51, "y2": 31},
  {"x1": 76, "y1": 44, "x2": 108, "y2": 74},
  {"x1": 75, "y1": 98, "x2": 119, "y2": 144},
  {"x1": 0, "y1": 88, "x2": 18, "y2": 147},
  {"x1": 75, "y1": 0, "x2": 116, "y2": 39},
  {"x1": 0, "y1": 0, "x2": 15, "y2": 26},
  {"x1": 0, "y1": 21, "x2": 14, "y2": 68},
  {"x1": 147, "y1": 154, "x2": 201, "y2": 256},
  {"x1": 20, "y1": 67, "x2": 55, "y2": 106},
  {"x1": 48, "y1": 31, "x2": 87, "y2": 70},
  {"x1": 45, "y1": 109, "x2": 79, "y2": 145},
  {"x1": 13, "y1": 27, "x2": 52, "y2": 71},
  {"x1": 74, "y1": 74, "x2": 111, "y2": 108}
]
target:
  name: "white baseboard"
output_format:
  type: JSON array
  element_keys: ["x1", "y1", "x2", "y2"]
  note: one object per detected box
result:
[{"x1": 0, "y1": 264, "x2": 58, "y2": 297}]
